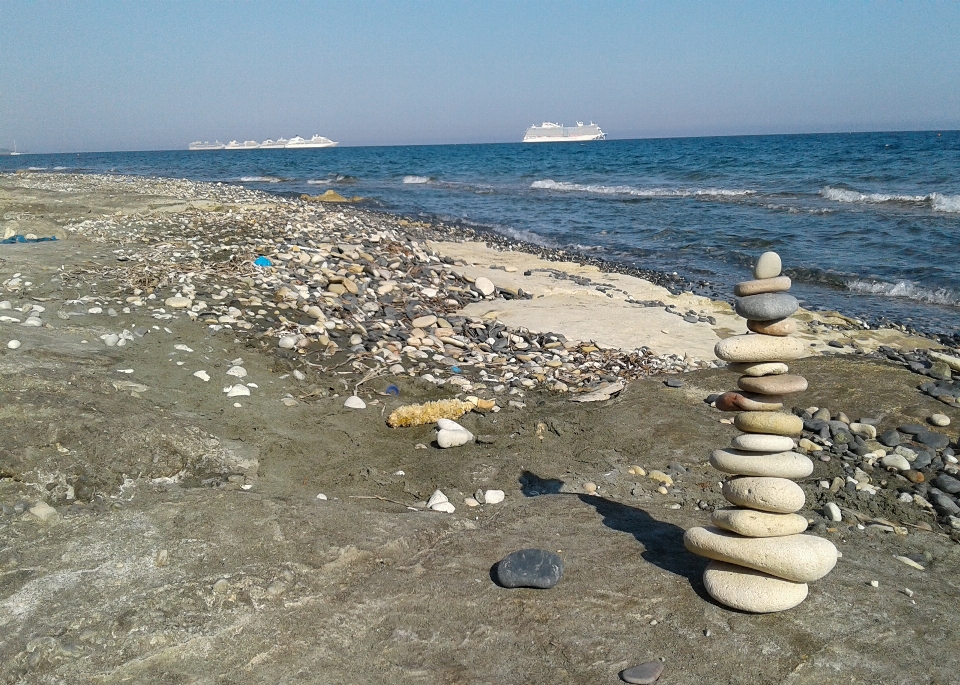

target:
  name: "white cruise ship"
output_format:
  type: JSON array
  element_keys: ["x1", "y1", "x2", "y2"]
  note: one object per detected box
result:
[
  {"x1": 259, "y1": 138, "x2": 289, "y2": 149},
  {"x1": 224, "y1": 140, "x2": 260, "y2": 150},
  {"x1": 522, "y1": 122, "x2": 605, "y2": 143},
  {"x1": 285, "y1": 135, "x2": 338, "y2": 148},
  {"x1": 188, "y1": 140, "x2": 225, "y2": 151}
]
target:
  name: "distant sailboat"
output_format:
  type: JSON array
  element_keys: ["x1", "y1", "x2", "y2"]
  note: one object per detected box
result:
[{"x1": 10, "y1": 140, "x2": 23, "y2": 156}]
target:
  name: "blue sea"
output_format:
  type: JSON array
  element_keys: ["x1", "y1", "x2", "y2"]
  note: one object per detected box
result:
[{"x1": 3, "y1": 131, "x2": 959, "y2": 335}]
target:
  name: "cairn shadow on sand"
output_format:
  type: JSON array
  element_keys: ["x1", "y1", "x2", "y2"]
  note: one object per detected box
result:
[{"x1": 518, "y1": 470, "x2": 711, "y2": 601}]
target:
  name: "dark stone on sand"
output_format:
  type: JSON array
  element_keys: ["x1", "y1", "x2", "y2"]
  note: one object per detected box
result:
[
  {"x1": 915, "y1": 431, "x2": 950, "y2": 450},
  {"x1": 494, "y1": 549, "x2": 564, "y2": 589},
  {"x1": 827, "y1": 340, "x2": 844, "y2": 348},
  {"x1": 931, "y1": 492, "x2": 960, "y2": 516},
  {"x1": 934, "y1": 474, "x2": 960, "y2": 495},
  {"x1": 665, "y1": 379, "x2": 683, "y2": 388},
  {"x1": 879, "y1": 430, "x2": 900, "y2": 447},
  {"x1": 620, "y1": 661, "x2": 665, "y2": 684},
  {"x1": 912, "y1": 451, "x2": 933, "y2": 469},
  {"x1": 898, "y1": 424, "x2": 926, "y2": 436}
]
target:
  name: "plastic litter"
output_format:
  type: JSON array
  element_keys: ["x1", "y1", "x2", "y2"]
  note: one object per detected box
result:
[
  {"x1": 451, "y1": 366, "x2": 462, "y2": 374},
  {"x1": 385, "y1": 384, "x2": 400, "y2": 395},
  {"x1": 253, "y1": 256, "x2": 272, "y2": 267},
  {"x1": 1, "y1": 235, "x2": 58, "y2": 244}
]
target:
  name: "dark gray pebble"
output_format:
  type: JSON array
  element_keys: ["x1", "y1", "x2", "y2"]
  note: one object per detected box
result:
[
  {"x1": 915, "y1": 431, "x2": 950, "y2": 450},
  {"x1": 620, "y1": 661, "x2": 665, "y2": 684},
  {"x1": 934, "y1": 474, "x2": 960, "y2": 495},
  {"x1": 878, "y1": 430, "x2": 900, "y2": 447},
  {"x1": 665, "y1": 379, "x2": 683, "y2": 388},
  {"x1": 898, "y1": 424, "x2": 926, "y2": 435},
  {"x1": 494, "y1": 549, "x2": 564, "y2": 589}
]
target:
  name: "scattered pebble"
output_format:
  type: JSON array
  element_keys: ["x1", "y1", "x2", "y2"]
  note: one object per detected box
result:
[
  {"x1": 193, "y1": 370, "x2": 210, "y2": 381},
  {"x1": 6, "y1": 340, "x2": 20, "y2": 349},
  {"x1": 619, "y1": 661, "x2": 665, "y2": 684},
  {"x1": 344, "y1": 395, "x2": 366, "y2": 409},
  {"x1": 494, "y1": 549, "x2": 564, "y2": 589}
]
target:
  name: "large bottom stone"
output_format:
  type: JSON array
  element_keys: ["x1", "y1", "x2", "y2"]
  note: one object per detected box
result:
[
  {"x1": 703, "y1": 560, "x2": 808, "y2": 613},
  {"x1": 711, "y1": 507, "x2": 808, "y2": 537},
  {"x1": 684, "y1": 526, "x2": 838, "y2": 582}
]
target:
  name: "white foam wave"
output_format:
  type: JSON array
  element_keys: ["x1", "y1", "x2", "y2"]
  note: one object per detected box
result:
[
  {"x1": 306, "y1": 179, "x2": 331, "y2": 185},
  {"x1": 847, "y1": 279, "x2": 959, "y2": 306},
  {"x1": 530, "y1": 179, "x2": 754, "y2": 199},
  {"x1": 403, "y1": 175, "x2": 431, "y2": 184},
  {"x1": 53, "y1": 166, "x2": 67, "y2": 170},
  {"x1": 821, "y1": 186, "x2": 960, "y2": 212},
  {"x1": 27, "y1": 167, "x2": 47, "y2": 171},
  {"x1": 240, "y1": 175, "x2": 282, "y2": 183},
  {"x1": 931, "y1": 193, "x2": 960, "y2": 213}
]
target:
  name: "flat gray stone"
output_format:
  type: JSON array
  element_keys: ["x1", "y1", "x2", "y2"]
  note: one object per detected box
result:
[
  {"x1": 620, "y1": 661, "x2": 664, "y2": 684},
  {"x1": 734, "y1": 293, "x2": 799, "y2": 321},
  {"x1": 494, "y1": 549, "x2": 563, "y2": 589}
]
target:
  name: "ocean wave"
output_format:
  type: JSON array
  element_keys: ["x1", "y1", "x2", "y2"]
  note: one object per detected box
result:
[
  {"x1": 821, "y1": 186, "x2": 960, "y2": 212},
  {"x1": 403, "y1": 175, "x2": 431, "y2": 184},
  {"x1": 846, "y1": 279, "x2": 959, "y2": 306},
  {"x1": 307, "y1": 174, "x2": 355, "y2": 185},
  {"x1": 239, "y1": 175, "x2": 283, "y2": 183},
  {"x1": 27, "y1": 167, "x2": 48, "y2": 171},
  {"x1": 530, "y1": 179, "x2": 755, "y2": 199},
  {"x1": 53, "y1": 166, "x2": 68, "y2": 170}
]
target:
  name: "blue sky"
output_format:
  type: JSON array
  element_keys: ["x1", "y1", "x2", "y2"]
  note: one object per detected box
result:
[{"x1": 1, "y1": 1, "x2": 959, "y2": 152}]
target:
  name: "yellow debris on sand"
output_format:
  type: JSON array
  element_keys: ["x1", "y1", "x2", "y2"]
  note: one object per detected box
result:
[
  {"x1": 300, "y1": 190, "x2": 362, "y2": 203},
  {"x1": 387, "y1": 398, "x2": 476, "y2": 428}
]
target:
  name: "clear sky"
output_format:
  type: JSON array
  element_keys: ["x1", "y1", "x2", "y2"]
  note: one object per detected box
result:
[{"x1": 2, "y1": 1, "x2": 959, "y2": 152}]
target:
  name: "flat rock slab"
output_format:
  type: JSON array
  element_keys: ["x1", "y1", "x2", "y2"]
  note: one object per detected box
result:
[
  {"x1": 715, "y1": 334, "x2": 806, "y2": 363},
  {"x1": 711, "y1": 507, "x2": 809, "y2": 537},
  {"x1": 737, "y1": 374, "x2": 808, "y2": 395},
  {"x1": 734, "y1": 276, "x2": 792, "y2": 297},
  {"x1": 747, "y1": 317, "x2": 798, "y2": 336},
  {"x1": 734, "y1": 411, "x2": 804, "y2": 436},
  {"x1": 494, "y1": 549, "x2": 564, "y2": 589},
  {"x1": 735, "y1": 293, "x2": 799, "y2": 321},
  {"x1": 710, "y1": 449, "x2": 813, "y2": 479}
]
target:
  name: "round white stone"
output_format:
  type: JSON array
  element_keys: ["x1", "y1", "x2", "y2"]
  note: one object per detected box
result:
[
  {"x1": 343, "y1": 395, "x2": 366, "y2": 409},
  {"x1": 753, "y1": 252, "x2": 782, "y2": 279},
  {"x1": 278, "y1": 336, "x2": 298, "y2": 349},
  {"x1": 930, "y1": 413, "x2": 950, "y2": 427},
  {"x1": 7, "y1": 340, "x2": 20, "y2": 349},
  {"x1": 437, "y1": 427, "x2": 473, "y2": 448},
  {"x1": 880, "y1": 454, "x2": 911, "y2": 471},
  {"x1": 731, "y1": 434, "x2": 796, "y2": 452},
  {"x1": 102, "y1": 333, "x2": 120, "y2": 347},
  {"x1": 431, "y1": 501, "x2": 456, "y2": 513},
  {"x1": 226, "y1": 365, "x2": 247, "y2": 378},
  {"x1": 722, "y1": 476, "x2": 806, "y2": 513},
  {"x1": 482, "y1": 489, "x2": 505, "y2": 504},
  {"x1": 703, "y1": 560, "x2": 808, "y2": 613},
  {"x1": 164, "y1": 296, "x2": 192, "y2": 309},
  {"x1": 22, "y1": 317, "x2": 42, "y2": 327},
  {"x1": 823, "y1": 502, "x2": 842, "y2": 521},
  {"x1": 474, "y1": 276, "x2": 495, "y2": 296}
]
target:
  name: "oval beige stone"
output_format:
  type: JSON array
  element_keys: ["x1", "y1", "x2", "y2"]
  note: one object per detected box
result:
[
  {"x1": 735, "y1": 411, "x2": 803, "y2": 436},
  {"x1": 754, "y1": 251, "x2": 782, "y2": 279},
  {"x1": 715, "y1": 335, "x2": 806, "y2": 363},
  {"x1": 711, "y1": 507, "x2": 809, "y2": 537},
  {"x1": 734, "y1": 276, "x2": 792, "y2": 297},
  {"x1": 737, "y1": 374, "x2": 808, "y2": 395},
  {"x1": 684, "y1": 526, "x2": 838, "y2": 582},
  {"x1": 703, "y1": 560, "x2": 808, "y2": 613},
  {"x1": 710, "y1": 449, "x2": 814, "y2": 478},
  {"x1": 729, "y1": 362, "x2": 789, "y2": 377},
  {"x1": 732, "y1": 433, "x2": 796, "y2": 452},
  {"x1": 722, "y1": 476, "x2": 806, "y2": 513},
  {"x1": 747, "y1": 318, "x2": 798, "y2": 336}
]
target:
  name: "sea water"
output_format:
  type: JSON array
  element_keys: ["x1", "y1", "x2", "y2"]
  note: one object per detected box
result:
[{"x1": 3, "y1": 131, "x2": 958, "y2": 334}]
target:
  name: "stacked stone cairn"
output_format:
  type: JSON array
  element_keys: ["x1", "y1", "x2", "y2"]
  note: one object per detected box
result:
[{"x1": 684, "y1": 251, "x2": 839, "y2": 613}]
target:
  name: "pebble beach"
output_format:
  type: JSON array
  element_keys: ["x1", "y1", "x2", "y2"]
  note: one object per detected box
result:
[{"x1": 2, "y1": 171, "x2": 960, "y2": 683}]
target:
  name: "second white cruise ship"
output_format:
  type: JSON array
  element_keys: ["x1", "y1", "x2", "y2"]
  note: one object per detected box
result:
[{"x1": 523, "y1": 122, "x2": 605, "y2": 143}]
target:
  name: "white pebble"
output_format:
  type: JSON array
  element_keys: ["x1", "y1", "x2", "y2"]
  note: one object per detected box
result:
[
  {"x1": 870, "y1": 580, "x2": 879, "y2": 588},
  {"x1": 426, "y1": 489, "x2": 448, "y2": 508},
  {"x1": 22, "y1": 317, "x2": 42, "y2": 327},
  {"x1": 7, "y1": 340, "x2": 20, "y2": 349},
  {"x1": 293, "y1": 369, "x2": 306, "y2": 381},
  {"x1": 316, "y1": 493, "x2": 328, "y2": 500},
  {"x1": 226, "y1": 384, "x2": 250, "y2": 397},
  {"x1": 930, "y1": 413, "x2": 950, "y2": 427},
  {"x1": 193, "y1": 370, "x2": 210, "y2": 382},
  {"x1": 437, "y1": 427, "x2": 474, "y2": 448},
  {"x1": 343, "y1": 395, "x2": 366, "y2": 409},
  {"x1": 174, "y1": 344, "x2": 194, "y2": 352},
  {"x1": 103, "y1": 334, "x2": 120, "y2": 347},
  {"x1": 278, "y1": 336, "x2": 297, "y2": 349},
  {"x1": 824, "y1": 502, "x2": 842, "y2": 522},
  {"x1": 431, "y1": 501, "x2": 456, "y2": 513},
  {"x1": 482, "y1": 489, "x2": 505, "y2": 505},
  {"x1": 226, "y1": 365, "x2": 247, "y2": 378}
]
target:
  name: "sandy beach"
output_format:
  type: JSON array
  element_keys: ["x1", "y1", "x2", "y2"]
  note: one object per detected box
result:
[{"x1": 1, "y1": 172, "x2": 959, "y2": 684}]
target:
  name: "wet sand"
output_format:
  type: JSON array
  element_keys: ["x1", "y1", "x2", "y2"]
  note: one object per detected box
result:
[{"x1": 1, "y1": 172, "x2": 959, "y2": 684}]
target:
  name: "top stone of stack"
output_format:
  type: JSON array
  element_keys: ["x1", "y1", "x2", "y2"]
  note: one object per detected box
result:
[{"x1": 754, "y1": 251, "x2": 782, "y2": 280}]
